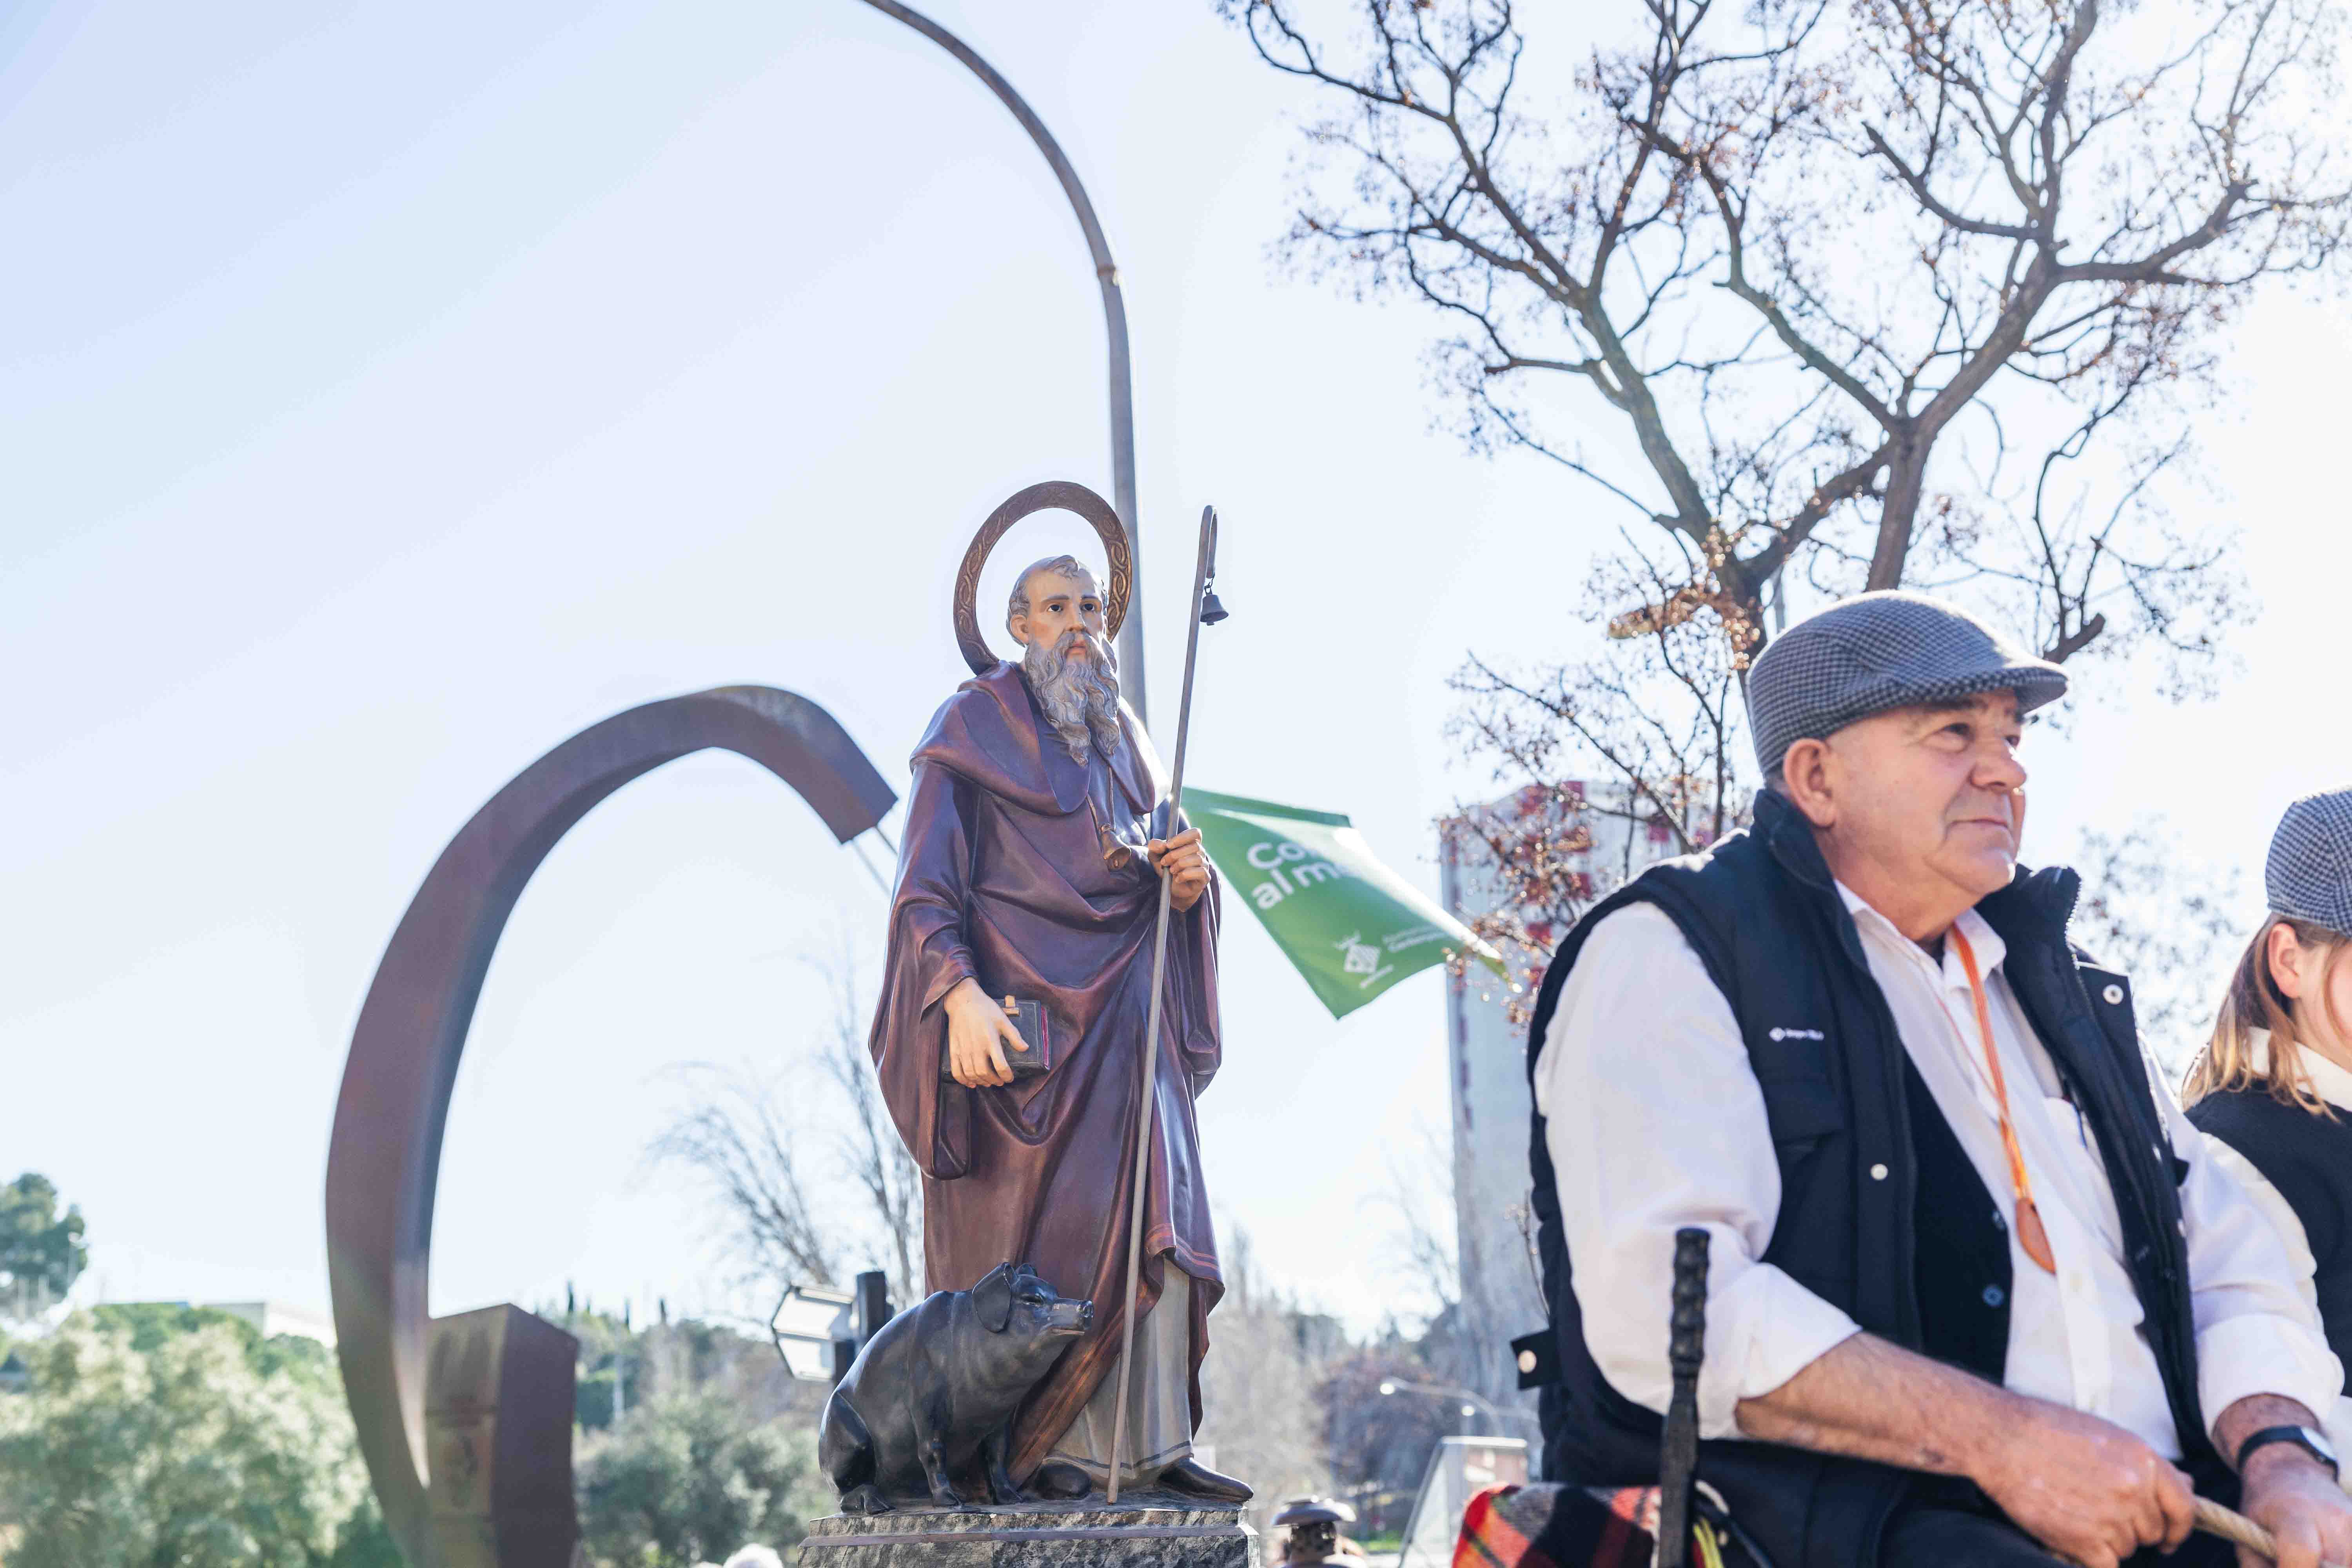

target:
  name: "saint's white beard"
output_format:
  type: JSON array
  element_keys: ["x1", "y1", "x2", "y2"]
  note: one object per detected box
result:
[{"x1": 1022, "y1": 632, "x2": 1123, "y2": 762}]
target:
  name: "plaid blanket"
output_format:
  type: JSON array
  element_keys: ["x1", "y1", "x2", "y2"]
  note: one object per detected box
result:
[{"x1": 1452, "y1": 1483, "x2": 1752, "y2": 1568}]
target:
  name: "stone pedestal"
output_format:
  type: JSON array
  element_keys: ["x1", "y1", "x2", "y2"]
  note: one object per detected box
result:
[{"x1": 797, "y1": 1492, "x2": 1258, "y2": 1567}]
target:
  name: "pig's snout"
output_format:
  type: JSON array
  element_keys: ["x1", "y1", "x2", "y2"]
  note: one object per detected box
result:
[{"x1": 1045, "y1": 1298, "x2": 1092, "y2": 1336}]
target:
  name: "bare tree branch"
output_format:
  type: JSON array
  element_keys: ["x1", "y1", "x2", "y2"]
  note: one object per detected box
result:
[
  {"x1": 1229, "y1": 0, "x2": 2343, "y2": 677},
  {"x1": 647, "y1": 943, "x2": 926, "y2": 1308},
  {"x1": 648, "y1": 1064, "x2": 842, "y2": 1292}
]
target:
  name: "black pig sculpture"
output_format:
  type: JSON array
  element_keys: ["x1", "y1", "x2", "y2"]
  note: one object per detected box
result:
[{"x1": 819, "y1": 1262, "x2": 1092, "y2": 1513}]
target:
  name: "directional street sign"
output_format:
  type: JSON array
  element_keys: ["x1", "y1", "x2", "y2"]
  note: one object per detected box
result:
[{"x1": 770, "y1": 1285, "x2": 856, "y2": 1383}]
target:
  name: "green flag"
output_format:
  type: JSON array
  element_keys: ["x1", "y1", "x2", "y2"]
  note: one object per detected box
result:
[{"x1": 1182, "y1": 786, "x2": 1503, "y2": 1019}]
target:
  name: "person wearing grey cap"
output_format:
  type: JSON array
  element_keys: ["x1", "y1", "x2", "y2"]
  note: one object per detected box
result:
[
  {"x1": 2184, "y1": 790, "x2": 2352, "y2": 1490},
  {"x1": 1519, "y1": 591, "x2": 2351, "y2": 1568}
]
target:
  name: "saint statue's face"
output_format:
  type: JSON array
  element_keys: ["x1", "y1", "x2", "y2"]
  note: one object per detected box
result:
[
  {"x1": 1007, "y1": 561, "x2": 1122, "y2": 764},
  {"x1": 1009, "y1": 569, "x2": 1106, "y2": 658}
]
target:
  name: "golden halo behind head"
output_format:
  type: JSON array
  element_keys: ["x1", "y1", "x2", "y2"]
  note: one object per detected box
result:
[{"x1": 953, "y1": 480, "x2": 1133, "y2": 675}]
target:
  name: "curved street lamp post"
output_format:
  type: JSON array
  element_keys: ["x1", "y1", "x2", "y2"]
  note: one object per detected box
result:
[{"x1": 853, "y1": 0, "x2": 1149, "y2": 721}]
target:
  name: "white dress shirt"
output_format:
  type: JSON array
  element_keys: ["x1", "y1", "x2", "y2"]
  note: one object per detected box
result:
[
  {"x1": 2195, "y1": 1029, "x2": 2352, "y2": 1477},
  {"x1": 1533, "y1": 888, "x2": 2342, "y2": 1452}
]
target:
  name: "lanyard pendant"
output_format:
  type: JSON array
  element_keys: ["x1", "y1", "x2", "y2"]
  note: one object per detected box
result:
[{"x1": 2015, "y1": 1194, "x2": 2058, "y2": 1274}]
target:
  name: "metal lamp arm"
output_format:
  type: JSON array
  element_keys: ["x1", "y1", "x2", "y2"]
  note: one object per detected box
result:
[{"x1": 851, "y1": 0, "x2": 1147, "y2": 717}]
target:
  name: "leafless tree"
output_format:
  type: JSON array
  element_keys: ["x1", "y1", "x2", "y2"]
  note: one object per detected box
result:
[
  {"x1": 1192, "y1": 1231, "x2": 1336, "y2": 1535},
  {"x1": 649, "y1": 949, "x2": 925, "y2": 1308},
  {"x1": 1320, "y1": 1348, "x2": 1462, "y2": 1511},
  {"x1": 650, "y1": 1064, "x2": 842, "y2": 1292},
  {"x1": 2072, "y1": 817, "x2": 2252, "y2": 1075},
  {"x1": 815, "y1": 960, "x2": 925, "y2": 1305},
  {"x1": 1371, "y1": 1122, "x2": 1542, "y2": 1423},
  {"x1": 1377, "y1": 1127, "x2": 1466, "y2": 1326},
  {"x1": 1443, "y1": 549, "x2": 1750, "y2": 1014},
  {"x1": 1235, "y1": 0, "x2": 2344, "y2": 982},
  {"x1": 1232, "y1": 0, "x2": 2337, "y2": 664}
]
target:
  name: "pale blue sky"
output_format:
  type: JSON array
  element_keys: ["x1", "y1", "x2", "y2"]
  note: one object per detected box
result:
[{"x1": 5, "y1": 0, "x2": 2349, "y2": 1336}]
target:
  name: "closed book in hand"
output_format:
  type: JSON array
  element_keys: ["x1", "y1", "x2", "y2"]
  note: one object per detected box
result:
[{"x1": 942, "y1": 996, "x2": 1054, "y2": 1082}]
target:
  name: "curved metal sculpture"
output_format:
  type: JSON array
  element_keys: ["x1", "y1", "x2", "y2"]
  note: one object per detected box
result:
[
  {"x1": 951, "y1": 479, "x2": 1133, "y2": 676},
  {"x1": 325, "y1": 686, "x2": 898, "y2": 1566}
]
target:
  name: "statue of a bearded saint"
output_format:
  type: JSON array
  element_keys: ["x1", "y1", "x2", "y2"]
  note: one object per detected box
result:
[{"x1": 867, "y1": 553, "x2": 1250, "y2": 1504}]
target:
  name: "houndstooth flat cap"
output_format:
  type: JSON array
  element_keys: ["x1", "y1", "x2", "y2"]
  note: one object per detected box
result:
[
  {"x1": 1747, "y1": 591, "x2": 2068, "y2": 778},
  {"x1": 2267, "y1": 790, "x2": 2352, "y2": 938}
]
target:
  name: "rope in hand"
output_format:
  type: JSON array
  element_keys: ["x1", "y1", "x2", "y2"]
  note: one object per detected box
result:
[{"x1": 2195, "y1": 1495, "x2": 2351, "y2": 1568}]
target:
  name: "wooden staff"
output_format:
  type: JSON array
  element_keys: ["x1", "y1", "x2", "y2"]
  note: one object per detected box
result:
[
  {"x1": 1105, "y1": 506, "x2": 1223, "y2": 1505},
  {"x1": 2196, "y1": 1495, "x2": 2350, "y2": 1568}
]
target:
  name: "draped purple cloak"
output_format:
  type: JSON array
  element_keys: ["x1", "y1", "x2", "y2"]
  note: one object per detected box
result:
[{"x1": 867, "y1": 662, "x2": 1224, "y2": 1478}]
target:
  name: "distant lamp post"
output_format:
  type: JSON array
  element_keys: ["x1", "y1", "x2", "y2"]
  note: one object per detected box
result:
[
  {"x1": 851, "y1": 0, "x2": 1149, "y2": 722},
  {"x1": 1379, "y1": 1376, "x2": 1510, "y2": 1439}
]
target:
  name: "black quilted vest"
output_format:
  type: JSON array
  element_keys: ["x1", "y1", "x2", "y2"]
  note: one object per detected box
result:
[
  {"x1": 1522, "y1": 791, "x2": 2216, "y2": 1567},
  {"x1": 2188, "y1": 1085, "x2": 2352, "y2": 1380}
]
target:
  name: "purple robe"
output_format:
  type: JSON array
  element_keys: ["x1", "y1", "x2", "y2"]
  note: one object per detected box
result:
[{"x1": 867, "y1": 662, "x2": 1223, "y2": 1477}]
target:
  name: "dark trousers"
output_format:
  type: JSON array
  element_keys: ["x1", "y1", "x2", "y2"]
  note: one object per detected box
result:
[{"x1": 1882, "y1": 1488, "x2": 2236, "y2": 1567}]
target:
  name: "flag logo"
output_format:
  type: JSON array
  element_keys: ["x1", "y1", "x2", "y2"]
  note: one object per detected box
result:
[{"x1": 1184, "y1": 787, "x2": 1503, "y2": 1019}]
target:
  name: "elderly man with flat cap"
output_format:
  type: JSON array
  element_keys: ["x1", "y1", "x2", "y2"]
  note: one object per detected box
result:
[{"x1": 1524, "y1": 592, "x2": 2352, "y2": 1568}]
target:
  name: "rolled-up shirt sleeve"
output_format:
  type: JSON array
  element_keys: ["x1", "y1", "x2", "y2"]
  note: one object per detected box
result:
[
  {"x1": 2161, "y1": 1086, "x2": 2347, "y2": 1436},
  {"x1": 1533, "y1": 903, "x2": 1860, "y2": 1438}
]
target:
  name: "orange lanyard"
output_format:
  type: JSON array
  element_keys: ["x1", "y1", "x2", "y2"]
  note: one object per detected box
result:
[{"x1": 1948, "y1": 927, "x2": 2059, "y2": 1274}]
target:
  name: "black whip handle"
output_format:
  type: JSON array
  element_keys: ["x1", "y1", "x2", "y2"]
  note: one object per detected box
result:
[{"x1": 1657, "y1": 1227, "x2": 1711, "y2": 1568}]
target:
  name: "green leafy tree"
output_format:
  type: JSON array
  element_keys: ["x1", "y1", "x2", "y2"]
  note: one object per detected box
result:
[
  {"x1": 1, "y1": 1173, "x2": 87, "y2": 1322},
  {"x1": 577, "y1": 1390, "x2": 822, "y2": 1568},
  {"x1": 0, "y1": 1312, "x2": 394, "y2": 1568},
  {"x1": 91, "y1": 1302, "x2": 345, "y2": 1385}
]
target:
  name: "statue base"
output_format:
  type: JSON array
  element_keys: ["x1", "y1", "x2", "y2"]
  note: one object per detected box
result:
[{"x1": 797, "y1": 1493, "x2": 1258, "y2": 1567}]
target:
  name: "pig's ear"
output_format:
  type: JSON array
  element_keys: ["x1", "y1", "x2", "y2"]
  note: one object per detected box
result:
[{"x1": 973, "y1": 1263, "x2": 1014, "y2": 1333}]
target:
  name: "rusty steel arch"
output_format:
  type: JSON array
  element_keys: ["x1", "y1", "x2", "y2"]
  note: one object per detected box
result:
[{"x1": 325, "y1": 685, "x2": 898, "y2": 1565}]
